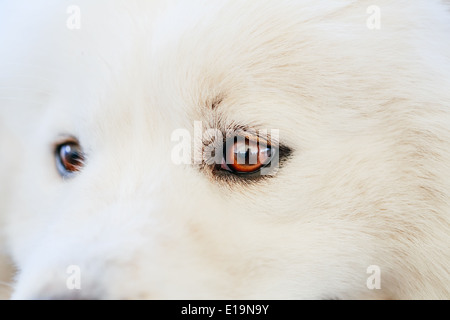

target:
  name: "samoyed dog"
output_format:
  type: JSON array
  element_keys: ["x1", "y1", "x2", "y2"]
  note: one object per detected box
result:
[{"x1": 0, "y1": 0, "x2": 449, "y2": 300}]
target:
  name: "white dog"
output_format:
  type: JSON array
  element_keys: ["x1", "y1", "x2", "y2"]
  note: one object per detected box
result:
[{"x1": 0, "y1": 0, "x2": 449, "y2": 300}]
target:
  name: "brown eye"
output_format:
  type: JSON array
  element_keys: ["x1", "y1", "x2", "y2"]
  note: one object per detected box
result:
[
  {"x1": 222, "y1": 137, "x2": 274, "y2": 174},
  {"x1": 55, "y1": 141, "x2": 84, "y2": 177}
]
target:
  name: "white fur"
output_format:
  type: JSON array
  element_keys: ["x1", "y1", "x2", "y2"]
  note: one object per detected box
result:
[{"x1": 0, "y1": 0, "x2": 449, "y2": 299}]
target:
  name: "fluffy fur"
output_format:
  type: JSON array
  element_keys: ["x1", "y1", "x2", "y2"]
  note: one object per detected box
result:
[{"x1": 0, "y1": 0, "x2": 449, "y2": 299}]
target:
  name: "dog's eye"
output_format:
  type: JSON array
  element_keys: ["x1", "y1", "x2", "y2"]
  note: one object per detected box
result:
[
  {"x1": 55, "y1": 141, "x2": 84, "y2": 177},
  {"x1": 221, "y1": 137, "x2": 274, "y2": 174}
]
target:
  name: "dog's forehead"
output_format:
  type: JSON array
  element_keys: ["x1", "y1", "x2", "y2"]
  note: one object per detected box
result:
[
  {"x1": 141, "y1": 1, "x2": 331, "y2": 136},
  {"x1": 66, "y1": 1, "x2": 332, "y2": 142},
  {"x1": 1, "y1": 0, "x2": 393, "y2": 147}
]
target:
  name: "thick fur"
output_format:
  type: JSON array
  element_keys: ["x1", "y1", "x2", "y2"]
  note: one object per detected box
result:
[{"x1": 0, "y1": 0, "x2": 449, "y2": 299}]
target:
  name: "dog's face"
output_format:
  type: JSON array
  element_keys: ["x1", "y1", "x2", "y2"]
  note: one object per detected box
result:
[{"x1": 1, "y1": 0, "x2": 449, "y2": 299}]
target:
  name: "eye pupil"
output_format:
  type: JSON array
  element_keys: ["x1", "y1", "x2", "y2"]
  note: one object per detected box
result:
[
  {"x1": 234, "y1": 141, "x2": 257, "y2": 165},
  {"x1": 56, "y1": 141, "x2": 84, "y2": 177},
  {"x1": 223, "y1": 137, "x2": 274, "y2": 174}
]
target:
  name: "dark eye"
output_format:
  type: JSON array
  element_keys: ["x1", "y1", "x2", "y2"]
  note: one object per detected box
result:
[
  {"x1": 221, "y1": 137, "x2": 275, "y2": 175},
  {"x1": 55, "y1": 141, "x2": 84, "y2": 178}
]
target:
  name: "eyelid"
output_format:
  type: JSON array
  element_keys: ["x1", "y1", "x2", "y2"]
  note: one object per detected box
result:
[
  {"x1": 225, "y1": 128, "x2": 279, "y2": 148},
  {"x1": 52, "y1": 135, "x2": 80, "y2": 150}
]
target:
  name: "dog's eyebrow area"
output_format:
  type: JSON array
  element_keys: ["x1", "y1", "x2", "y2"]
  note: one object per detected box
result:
[
  {"x1": 199, "y1": 93, "x2": 283, "y2": 146},
  {"x1": 206, "y1": 94, "x2": 225, "y2": 111}
]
